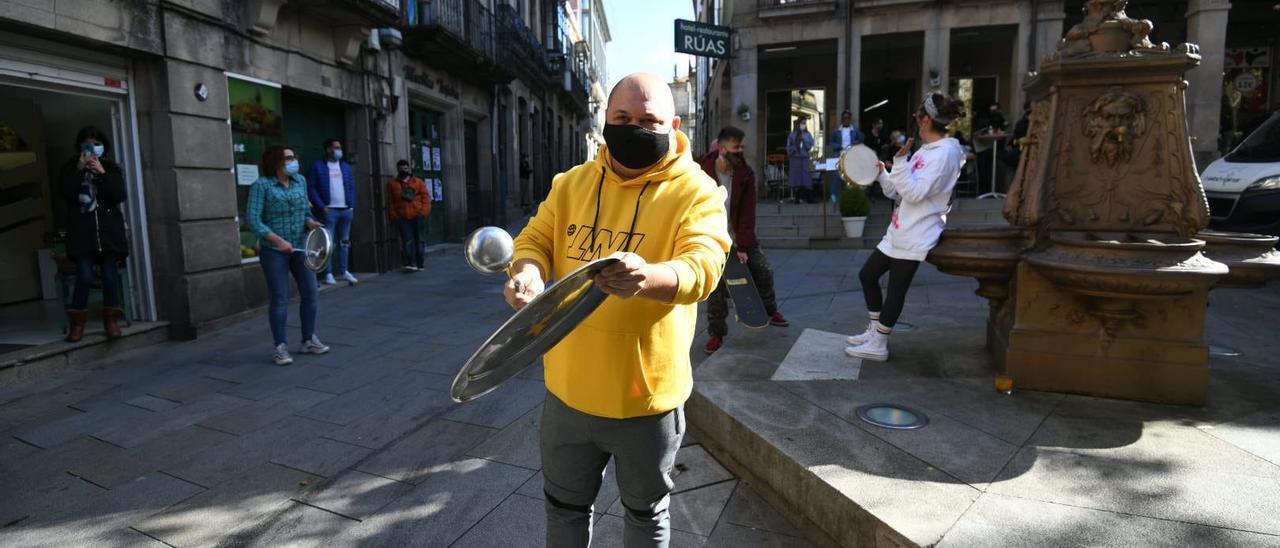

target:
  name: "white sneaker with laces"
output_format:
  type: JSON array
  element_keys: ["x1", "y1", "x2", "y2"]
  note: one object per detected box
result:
[
  {"x1": 323, "y1": 274, "x2": 337, "y2": 285},
  {"x1": 845, "y1": 321, "x2": 876, "y2": 345},
  {"x1": 845, "y1": 329, "x2": 890, "y2": 362},
  {"x1": 273, "y1": 343, "x2": 294, "y2": 366},
  {"x1": 342, "y1": 272, "x2": 359, "y2": 285},
  {"x1": 300, "y1": 335, "x2": 330, "y2": 355}
]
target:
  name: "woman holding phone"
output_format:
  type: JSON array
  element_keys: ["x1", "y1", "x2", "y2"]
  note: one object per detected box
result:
[
  {"x1": 845, "y1": 92, "x2": 966, "y2": 362},
  {"x1": 59, "y1": 126, "x2": 129, "y2": 342},
  {"x1": 246, "y1": 145, "x2": 329, "y2": 365}
]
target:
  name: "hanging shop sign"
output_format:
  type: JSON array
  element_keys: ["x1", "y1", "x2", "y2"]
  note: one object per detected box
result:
[{"x1": 674, "y1": 19, "x2": 731, "y2": 59}]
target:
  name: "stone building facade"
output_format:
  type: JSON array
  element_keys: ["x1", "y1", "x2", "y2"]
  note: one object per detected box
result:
[
  {"x1": 0, "y1": 0, "x2": 599, "y2": 345},
  {"x1": 693, "y1": 0, "x2": 1277, "y2": 169}
]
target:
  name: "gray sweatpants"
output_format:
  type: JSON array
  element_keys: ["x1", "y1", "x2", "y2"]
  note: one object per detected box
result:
[{"x1": 541, "y1": 393, "x2": 685, "y2": 548}]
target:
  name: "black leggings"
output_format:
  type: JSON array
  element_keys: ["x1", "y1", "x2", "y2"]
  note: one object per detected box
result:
[{"x1": 858, "y1": 249, "x2": 921, "y2": 328}]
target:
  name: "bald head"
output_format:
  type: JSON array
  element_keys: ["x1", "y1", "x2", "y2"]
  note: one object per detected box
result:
[{"x1": 606, "y1": 72, "x2": 680, "y2": 133}]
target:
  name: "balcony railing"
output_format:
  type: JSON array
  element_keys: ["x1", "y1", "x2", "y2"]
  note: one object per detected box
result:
[
  {"x1": 756, "y1": 0, "x2": 839, "y2": 18},
  {"x1": 405, "y1": 0, "x2": 502, "y2": 81},
  {"x1": 495, "y1": 4, "x2": 556, "y2": 83}
]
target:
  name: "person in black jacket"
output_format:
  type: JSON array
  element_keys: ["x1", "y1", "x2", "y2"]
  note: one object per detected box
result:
[{"x1": 59, "y1": 126, "x2": 129, "y2": 342}]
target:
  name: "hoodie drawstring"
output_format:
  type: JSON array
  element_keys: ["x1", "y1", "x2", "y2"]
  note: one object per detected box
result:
[{"x1": 589, "y1": 166, "x2": 654, "y2": 257}]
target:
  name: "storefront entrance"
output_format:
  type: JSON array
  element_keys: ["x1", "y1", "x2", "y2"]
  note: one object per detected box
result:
[
  {"x1": 409, "y1": 107, "x2": 448, "y2": 245},
  {"x1": 0, "y1": 47, "x2": 153, "y2": 353}
]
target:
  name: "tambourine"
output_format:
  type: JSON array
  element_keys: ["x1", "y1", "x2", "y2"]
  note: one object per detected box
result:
[{"x1": 838, "y1": 144, "x2": 881, "y2": 187}]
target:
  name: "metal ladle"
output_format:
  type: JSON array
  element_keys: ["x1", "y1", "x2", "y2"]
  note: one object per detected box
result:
[{"x1": 464, "y1": 226, "x2": 523, "y2": 291}]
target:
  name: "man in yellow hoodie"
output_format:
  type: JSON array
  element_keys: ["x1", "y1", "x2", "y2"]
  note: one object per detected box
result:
[{"x1": 505, "y1": 72, "x2": 731, "y2": 547}]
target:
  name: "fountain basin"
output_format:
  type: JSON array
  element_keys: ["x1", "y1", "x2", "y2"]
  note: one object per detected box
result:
[
  {"x1": 1025, "y1": 231, "x2": 1228, "y2": 300},
  {"x1": 927, "y1": 226, "x2": 1027, "y2": 302},
  {"x1": 1195, "y1": 230, "x2": 1280, "y2": 289}
]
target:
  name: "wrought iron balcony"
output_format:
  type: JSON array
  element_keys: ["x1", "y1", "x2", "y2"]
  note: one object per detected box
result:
[
  {"x1": 404, "y1": 0, "x2": 507, "y2": 84},
  {"x1": 756, "y1": 0, "x2": 838, "y2": 19},
  {"x1": 495, "y1": 4, "x2": 557, "y2": 85}
]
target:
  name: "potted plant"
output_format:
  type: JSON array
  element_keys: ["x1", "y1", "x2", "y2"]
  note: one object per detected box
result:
[
  {"x1": 736, "y1": 103, "x2": 751, "y2": 121},
  {"x1": 839, "y1": 185, "x2": 871, "y2": 238}
]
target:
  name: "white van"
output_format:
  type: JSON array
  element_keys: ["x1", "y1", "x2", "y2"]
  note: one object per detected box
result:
[{"x1": 1201, "y1": 112, "x2": 1280, "y2": 236}]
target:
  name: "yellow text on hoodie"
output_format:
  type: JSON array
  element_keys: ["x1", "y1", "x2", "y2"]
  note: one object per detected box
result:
[{"x1": 512, "y1": 131, "x2": 731, "y2": 419}]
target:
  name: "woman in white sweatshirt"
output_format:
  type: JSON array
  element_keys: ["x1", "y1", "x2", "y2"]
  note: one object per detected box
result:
[{"x1": 846, "y1": 92, "x2": 967, "y2": 361}]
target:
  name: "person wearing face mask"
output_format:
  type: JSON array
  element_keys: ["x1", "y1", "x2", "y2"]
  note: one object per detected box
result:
[
  {"x1": 786, "y1": 117, "x2": 815, "y2": 202},
  {"x1": 248, "y1": 145, "x2": 328, "y2": 366},
  {"x1": 307, "y1": 138, "x2": 357, "y2": 285},
  {"x1": 845, "y1": 93, "x2": 967, "y2": 362},
  {"x1": 505, "y1": 72, "x2": 730, "y2": 548},
  {"x1": 58, "y1": 126, "x2": 130, "y2": 342},
  {"x1": 386, "y1": 159, "x2": 431, "y2": 271},
  {"x1": 699, "y1": 125, "x2": 789, "y2": 355}
]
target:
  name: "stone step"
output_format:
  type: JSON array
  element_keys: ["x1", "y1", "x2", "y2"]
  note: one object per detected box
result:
[{"x1": 757, "y1": 225, "x2": 801, "y2": 238}]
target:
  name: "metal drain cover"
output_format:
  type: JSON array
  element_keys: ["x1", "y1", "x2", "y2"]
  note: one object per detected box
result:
[
  {"x1": 1209, "y1": 344, "x2": 1241, "y2": 358},
  {"x1": 856, "y1": 404, "x2": 929, "y2": 430}
]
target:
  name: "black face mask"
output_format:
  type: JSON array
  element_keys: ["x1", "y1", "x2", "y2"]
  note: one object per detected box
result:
[
  {"x1": 603, "y1": 123, "x2": 669, "y2": 170},
  {"x1": 398, "y1": 170, "x2": 411, "y2": 179},
  {"x1": 724, "y1": 151, "x2": 744, "y2": 166}
]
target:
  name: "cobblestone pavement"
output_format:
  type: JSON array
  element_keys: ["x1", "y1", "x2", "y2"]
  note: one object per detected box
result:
[{"x1": 0, "y1": 246, "x2": 814, "y2": 548}]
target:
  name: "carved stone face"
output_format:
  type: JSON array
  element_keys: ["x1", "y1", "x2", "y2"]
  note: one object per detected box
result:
[{"x1": 1085, "y1": 89, "x2": 1146, "y2": 166}]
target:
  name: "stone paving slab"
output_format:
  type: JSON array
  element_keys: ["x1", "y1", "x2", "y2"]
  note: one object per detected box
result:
[
  {"x1": 0, "y1": 473, "x2": 203, "y2": 548},
  {"x1": 321, "y1": 385, "x2": 458, "y2": 450},
  {"x1": 92, "y1": 392, "x2": 250, "y2": 448},
  {"x1": 299, "y1": 470, "x2": 414, "y2": 520},
  {"x1": 937, "y1": 493, "x2": 1280, "y2": 548},
  {"x1": 66, "y1": 424, "x2": 237, "y2": 489},
  {"x1": 270, "y1": 436, "x2": 374, "y2": 479},
  {"x1": 197, "y1": 386, "x2": 334, "y2": 435},
  {"x1": 771, "y1": 329, "x2": 861, "y2": 381},
  {"x1": 355, "y1": 418, "x2": 494, "y2": 484},
  {"x1": 323, "y1": 458, "x2": 535, "y2": 546},
  {"x1": 449, "y1": 492, "x2": 547, "y2": 547},
  {"x1": 0, "y1": 248, "x2": 819, "y2": 547},
  {"x1": 134, "y1": 462, "x2": 322, "y2": 547},
  {"x1": 444, "y1": 377, "x2": 546, "y2": 429},
  {"x1": 467, "y1": 403, "x2": 543, "y2": 470},
  {"x1": 295, "y1": 370, "x2": 446, "y2": 426},
  {"x1": 165, "y1": 415, "x2": 336, "y2": 488},
  {"x1": 592, "y1": 513, "x2": 710, "y2": 547}
]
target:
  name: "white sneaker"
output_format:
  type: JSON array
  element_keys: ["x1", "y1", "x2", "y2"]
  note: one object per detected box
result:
[
  {"x1": 845, "y1": 322, "x2": 876, "y2": 345},
  {"x1": 300, "y1": 335, "x2": 330, "y2": 355},
  {"x1": 342, "y1": 272, "x2": 359, "y2": 285},
  {"x1": 323, "y1": 274, "x2": 337, "y2": 285},
  {"x1": 845, "y1": 329, "x2": 889, "y2": 362},
  {"x1": 272, "y1": 343, "x2": 294, "y2": 366}
]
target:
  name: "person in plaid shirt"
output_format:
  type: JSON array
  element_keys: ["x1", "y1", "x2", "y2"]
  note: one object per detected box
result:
[{"x1": 246, "y1": 145, "x2": 330, "y2": 365}]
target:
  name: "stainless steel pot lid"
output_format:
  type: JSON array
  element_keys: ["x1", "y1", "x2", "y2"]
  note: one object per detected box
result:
[
  {"x1": 451, "y1": 257, "x2": 620, "y2": 402},
  {"x1": 301, "y1": 227, "x2": 333, "y2": 273}
]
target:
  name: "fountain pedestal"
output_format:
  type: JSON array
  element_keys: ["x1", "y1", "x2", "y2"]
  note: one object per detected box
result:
[{"x1": 927, "y1": 1, "x2": 1280, "y2": 405}]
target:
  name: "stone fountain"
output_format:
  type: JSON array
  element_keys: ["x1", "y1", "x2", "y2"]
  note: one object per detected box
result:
[{"x1": 927, "y1": 0, "x2": 1280, "y2": 405}]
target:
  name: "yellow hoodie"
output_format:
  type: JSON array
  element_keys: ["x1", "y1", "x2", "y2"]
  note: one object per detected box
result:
[{"x1": 512, "y1": 130, "x2": 731, "y2": 419}]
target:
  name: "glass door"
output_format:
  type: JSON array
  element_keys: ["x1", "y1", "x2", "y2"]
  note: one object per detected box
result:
[{"x1": 409, "y1": 108, "x2": 447, "y2": 244}]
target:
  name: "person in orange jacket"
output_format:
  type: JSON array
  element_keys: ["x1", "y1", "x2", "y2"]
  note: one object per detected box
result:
[{"x1": 386, "y1": 159, "x2": 432, "y2": 271}]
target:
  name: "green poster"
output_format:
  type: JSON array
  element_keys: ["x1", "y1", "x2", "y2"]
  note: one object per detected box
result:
[{"x1": 229, "y1": 75, "x2": 284, "y2": 258}]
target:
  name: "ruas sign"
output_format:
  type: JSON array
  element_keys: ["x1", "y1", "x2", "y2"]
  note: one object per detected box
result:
[{"x1": 675, "y1": 19, "x2": 730, "y2": 59}]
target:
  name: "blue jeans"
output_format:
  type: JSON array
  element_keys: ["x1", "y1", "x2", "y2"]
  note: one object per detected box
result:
[
  {"x1": 71, "y1": 254, "x2": 120, "y2": 309},
  {"x1": 323, "y1": 207, "x2": 353, "y2": 276},
  {"x1": 259, "y1": 247, "x2": 318, "y2": 347},
  {"x1": 395, "y1": 217, "x2": 424, "y2": 268}
]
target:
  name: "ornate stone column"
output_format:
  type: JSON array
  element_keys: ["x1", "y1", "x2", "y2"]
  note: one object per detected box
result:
[{"x1": 1185, "y1": 0, "x2": 1232, "y2": 167}]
